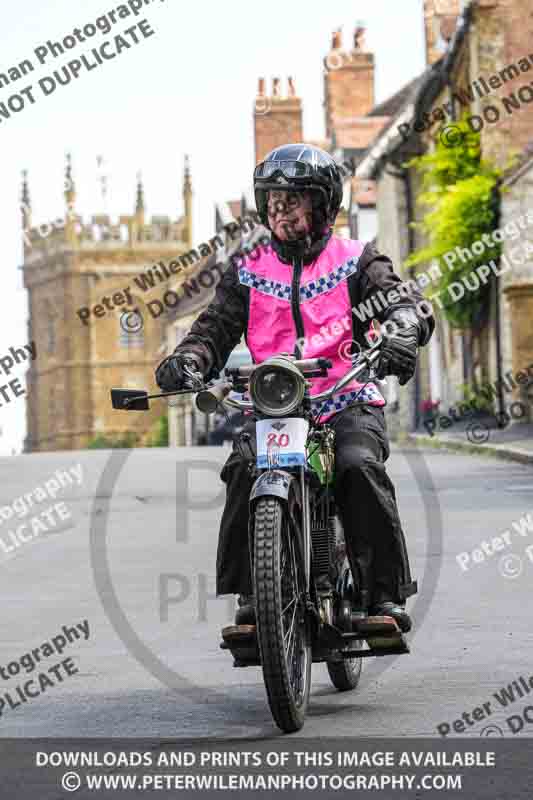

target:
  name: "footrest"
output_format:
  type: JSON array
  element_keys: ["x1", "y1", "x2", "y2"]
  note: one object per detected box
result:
[
  {"x1": 342, "y1": 633, "x2": 410, "y2": 658},
  {"x1": 353, "y1": 616, "x2": 409, "y2": 656},
  {"x1": 221, "y1": 624, "x2": 257, "y2": 644},
  {"x1": 356, "y1": 615, "x2": 400, "y2": 636},
  {"x1": 220, "y1": 625, "x2": 260, "y2": 666}
]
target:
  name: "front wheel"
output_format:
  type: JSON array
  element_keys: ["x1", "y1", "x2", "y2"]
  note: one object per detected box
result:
[{"x1": 254, "y1": 496, "x2": 311, "y2": 733}]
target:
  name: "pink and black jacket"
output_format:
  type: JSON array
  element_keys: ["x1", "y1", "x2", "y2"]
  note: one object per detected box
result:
[{"x1": 177, "y1": 235, "x2": 433, "y2": 420}]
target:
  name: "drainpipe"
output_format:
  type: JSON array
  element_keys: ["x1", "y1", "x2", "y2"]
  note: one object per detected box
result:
[
  {"x1": 491, "y1": 182, "x2": 505, "y2": 420},
  {"x1": 386, "y1": 163, "x2": 420, "y2": 432},
  {"x1": 404, "y1": 171, "x2": 421, "y2": 432},
  {"x1": 444, "y1": 71, "x2": 469, "y2": 385}
]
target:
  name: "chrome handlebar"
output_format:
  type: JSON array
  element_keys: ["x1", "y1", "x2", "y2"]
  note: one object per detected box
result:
[
  {"x1": 197, "y1": 344, "x2": 382, "y2": 413},
  {"x1": 312, "y1": 347, "x2": 381, "y2": 401}
]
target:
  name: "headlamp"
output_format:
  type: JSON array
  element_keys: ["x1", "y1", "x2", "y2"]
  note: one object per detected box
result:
[{"x1": 249, "y1": 357, "x2": 306, "y2": 417}]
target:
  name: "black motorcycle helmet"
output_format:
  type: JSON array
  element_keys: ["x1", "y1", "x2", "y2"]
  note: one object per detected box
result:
[{"x1": 254, "y1": 143, "x2": 344, "y2": 262}]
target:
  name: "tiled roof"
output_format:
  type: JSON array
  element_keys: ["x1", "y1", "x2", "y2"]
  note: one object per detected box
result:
[{"x1": 367, "y1": 74, "x2": 425, "y2": 118}]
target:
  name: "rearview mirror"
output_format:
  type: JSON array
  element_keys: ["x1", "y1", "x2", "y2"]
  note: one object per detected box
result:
[{"x1": 111, "y1": 388, "x2": 150, "y2": 410}]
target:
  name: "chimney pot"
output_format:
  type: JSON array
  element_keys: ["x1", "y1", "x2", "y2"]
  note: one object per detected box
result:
[
  {"x1": 287, "y1": 76, "x2": 296, "y2": 96},
  {"x1": 258, "y1": 77, "x2": 265, "y2": 95},
  {"x1": 354, "y1": 26, "x2": 366, "y2": 50},
  {"x1": 332, "y1": 28, "x2": 342, "y2": 50},
  {"x1": 272, "y1": 77, "x2": 281, "y2": 97}
]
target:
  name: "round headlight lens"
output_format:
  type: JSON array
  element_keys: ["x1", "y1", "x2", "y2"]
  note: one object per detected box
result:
[{"x1": 250, "y1": 360, "x2": 306, "y2": 416}]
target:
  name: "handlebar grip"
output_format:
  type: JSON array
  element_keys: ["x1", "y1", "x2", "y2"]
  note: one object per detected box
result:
[{"x1": 195, "y1": 382, "x2": 233, "y2": 414}]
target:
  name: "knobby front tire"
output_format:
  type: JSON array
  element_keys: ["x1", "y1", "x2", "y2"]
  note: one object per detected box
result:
[{"x1": 253, "y1": 496, "x2": 311, "y2": 733}]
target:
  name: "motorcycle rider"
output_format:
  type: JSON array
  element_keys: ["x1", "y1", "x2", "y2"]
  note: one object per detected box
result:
[{"x1": 156, "y1": 143, "x2": 434, "y2": 634}]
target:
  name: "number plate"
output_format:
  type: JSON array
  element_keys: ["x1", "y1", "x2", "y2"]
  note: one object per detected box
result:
[{"x1": 256, "y1": 418, "x2": 309, "y2": 469}]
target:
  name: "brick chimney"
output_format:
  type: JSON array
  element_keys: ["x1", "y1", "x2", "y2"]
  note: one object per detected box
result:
[
  {"x1": 254, "y1": 77, "x2": 303, "y2": 163},
  {"x1": 423, "y1": 0, "x2": 462, "y2": 65},
  {"x1": 323, "y1": 26, "x2": 375, "y2": 144}
]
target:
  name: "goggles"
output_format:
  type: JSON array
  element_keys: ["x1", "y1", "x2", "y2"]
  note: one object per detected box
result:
[{"x1": 254, "y1": 160, "x2": 315, "y2": 180}]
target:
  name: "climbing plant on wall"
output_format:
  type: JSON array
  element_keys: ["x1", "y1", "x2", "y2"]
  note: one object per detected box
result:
[{"x1": 405, "y1": 116, "x2": 504, "y2": 329}]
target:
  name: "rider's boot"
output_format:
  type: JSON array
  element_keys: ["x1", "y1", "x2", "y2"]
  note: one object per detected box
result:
[
  {"x1": 234, "y1": 594, "x2": 256, "y2": 626},
  {"x1": 369, "y1": 600, "x2": 412, "y2": 633}
]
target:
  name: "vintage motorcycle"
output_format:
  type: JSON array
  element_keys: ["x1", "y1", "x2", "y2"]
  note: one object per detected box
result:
[{"x1": 111, "y1": 339, "x2": 408, "y2": 734}]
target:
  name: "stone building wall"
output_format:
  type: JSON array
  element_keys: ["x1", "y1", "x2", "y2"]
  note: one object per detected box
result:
[
  {"x1": 501, "y1": 160, "x2": 533, "y2": 421},
  {"x1": 474, "y1": 0, "x2": 533, "y2": 169}
]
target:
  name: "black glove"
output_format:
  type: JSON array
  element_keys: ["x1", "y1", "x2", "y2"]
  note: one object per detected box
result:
[
  {"x1": 155, "y1": 352, "x2": 203, "y2": 392},
  {"x1": 375, "y1": 308, "x2": 420, "y2": 386}
]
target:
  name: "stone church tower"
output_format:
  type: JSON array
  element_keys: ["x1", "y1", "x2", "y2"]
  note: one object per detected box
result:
[{"x1": 22, "y1": 156, "x2": 193, "y2": 452}]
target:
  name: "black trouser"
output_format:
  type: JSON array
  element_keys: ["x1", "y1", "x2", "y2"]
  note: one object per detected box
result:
[{"x1": 216, "y1": 404, "x2": 417, "y2": 607}]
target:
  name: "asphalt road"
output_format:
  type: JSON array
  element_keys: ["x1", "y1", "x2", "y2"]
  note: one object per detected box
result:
[{"x1": 1, "y1": 444, "x2": 532, "y2": 740}]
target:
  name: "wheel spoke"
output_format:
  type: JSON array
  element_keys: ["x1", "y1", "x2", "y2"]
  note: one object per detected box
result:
[
  {"x1": 290, "y1": 626, "x2": 303, "y2": 694},
  {"x1": 287, "y1": 626, "x2": 299, "y2": 684},
  {"x1": 281, "y1": 596, "x2": 296, "y2": 616},
  {"x1": 284, "y1": 601, "x2": 297, "y2": 650},
  {"x1": 289, "y1": 531, "x2": 298, "y2": 584}
]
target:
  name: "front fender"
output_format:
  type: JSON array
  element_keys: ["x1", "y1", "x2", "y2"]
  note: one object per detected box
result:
[
  {"x1": 248, "y1": 470, "x2": 307, "y2": 593},
  {"x1": 250, "y1": 469, "x2": 298, "y2": 506}
]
